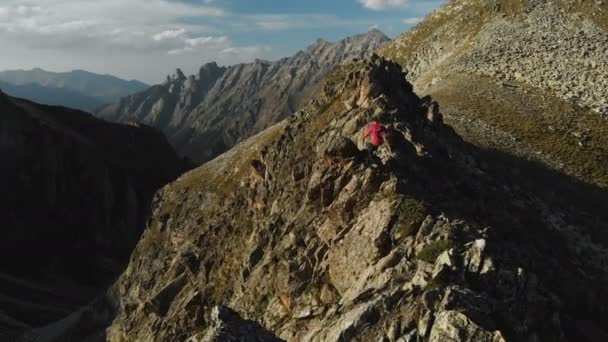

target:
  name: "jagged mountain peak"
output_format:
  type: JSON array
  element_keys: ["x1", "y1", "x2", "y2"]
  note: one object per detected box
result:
[
  {"x1": 165, "y1": 68, "x2": 187, "y2": 83},
  {"x1": 103, "y1": 55, "x2": 456, "y2": 341},
  {"x1": 175, "y1": 68, "x2": 186, "y2": 78},
  {"x1": 200, "y1": 61, "x2": 220, "y2": 69},
  {"x1": 305, "y1": 29, "x2": 389, "y2": 55},
  {"x1": 367, "y1": 27, "x2": 389, "y2": 38},
  {"x1": 98, "y1": 55, "x2": 608, "y2": 341},
  {"x1": 254, "y1": 58, "x2": 272, "y2": 64}
]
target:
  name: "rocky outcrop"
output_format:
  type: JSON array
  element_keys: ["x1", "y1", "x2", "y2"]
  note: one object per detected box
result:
[
  {"x1": 0, "y1": 91, "x2": 186, "y2": 338},
  {"x1": 188, "y1": 306, "x2": 284, "y2": 342},
  {"x1": 104, "y1": 56, "x2": 608, "y2": 341},
  {"x1": 380, "y1": 0, "x2": 608, "y2": 189},
  {"x1": 96, "y1": 29, "x2": 390, "y2": 163}
]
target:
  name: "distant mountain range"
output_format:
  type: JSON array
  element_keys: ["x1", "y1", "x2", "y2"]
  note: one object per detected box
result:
[
  {"x1": 0, "y1": 80, "x2": 106, "y2": 112},
  {"x1": 0, "y1": 68, "x2": 148, "y2": 112},
  {"x1": 96, "y1": 29, "x2": 390, "y2": 163}
]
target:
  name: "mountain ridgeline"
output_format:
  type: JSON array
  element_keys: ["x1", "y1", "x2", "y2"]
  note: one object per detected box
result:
[
  {"x1": 0, "y1": 80, "x2": 106, "y2": 112},
  {"x1": 0, "y1": 68, "x2": 148, "y2": 112},
  {"x1": 0, "y1": 89, "x2": 186, "y2": 339},
  {"x1": 96, "y1": 29, "x2": 390, "y2": 163}
]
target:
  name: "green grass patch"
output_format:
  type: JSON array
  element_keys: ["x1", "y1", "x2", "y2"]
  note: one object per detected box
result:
[
  {"x1": 393, "y1": 197, "x2": 427, "y2": 241},
  {"x1": 174, "y1": 122, "x2": 286, "y2": 196},
  {"x1": 417, "y1": 240, "x2": 454, "y2": 264},
  {"x1": 432, "y1": 75, "x2": 608, "y2": 189}
]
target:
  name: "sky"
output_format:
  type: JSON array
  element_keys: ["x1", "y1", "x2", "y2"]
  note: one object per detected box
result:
[{"x1": 0, "y1": 0, "x2": 446, "y2": 84}]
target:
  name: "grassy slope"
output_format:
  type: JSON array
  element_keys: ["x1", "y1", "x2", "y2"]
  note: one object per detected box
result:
[{"x1": 431, "y1": 74, "x2": 608, "y2": 188}]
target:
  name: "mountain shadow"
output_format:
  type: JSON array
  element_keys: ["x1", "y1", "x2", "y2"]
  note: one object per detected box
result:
[{"x1": 0, "y1": 91, "x2": 188, "y2": 340}]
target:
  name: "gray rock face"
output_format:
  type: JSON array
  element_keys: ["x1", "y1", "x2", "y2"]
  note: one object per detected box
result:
[
  {"x1": 429, "y1": 311, "x2": 505, "y2": 342},
  {"x1": 188, "y1": 306, "x2": 284, "y2": 342},
  {"x1": 96, "y1": 30, "x2": 390, "y2": 163},
  {"x1": 0, "y1": 91, "x2": 185, "y2": 338},
  {"x1": 102, "y1": 57, "x2": 608, "y2": 341}
]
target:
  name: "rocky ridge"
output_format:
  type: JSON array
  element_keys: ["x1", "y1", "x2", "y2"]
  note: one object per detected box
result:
[
  {"x1": 101, "y1": 56, "x2": 608, "y2": 341},
  {"x1": 96, "y1": 30, "x2": 390, "y2": 163}
]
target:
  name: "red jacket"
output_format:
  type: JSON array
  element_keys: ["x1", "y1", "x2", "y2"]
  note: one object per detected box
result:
[{"x1": 364, "y1": 122, "x2": 387, "y2": 146}]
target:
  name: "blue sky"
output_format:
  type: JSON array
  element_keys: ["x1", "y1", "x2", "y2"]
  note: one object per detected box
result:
[
  {"x1": 205, "y1": 0, "x2": 444, "y2": 56},
  {"x1": 0, "y1": 0, "x2": 445, "y2": 83}
]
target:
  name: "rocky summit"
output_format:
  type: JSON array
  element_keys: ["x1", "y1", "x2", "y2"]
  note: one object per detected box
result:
[
  {"x1": 95, "y1": 29, "x2": 390, "y2": 164},
  {"x1": 380, "y1": 0, "x2": 608, "y2": 189},
  {"x1": 0, "y1": 90, "x2": 186, "y2": 340},
  {"x1": 95, "y1": 56, "x2": 608, "y2": 341}
]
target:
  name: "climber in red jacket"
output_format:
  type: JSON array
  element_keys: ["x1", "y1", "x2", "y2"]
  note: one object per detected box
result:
[
  {"x1": 362, "y1": 121, "x2": 394, "y2": 163},
  {"x1": 363, "y1": 120, "x2": 388, "y2": 148}
]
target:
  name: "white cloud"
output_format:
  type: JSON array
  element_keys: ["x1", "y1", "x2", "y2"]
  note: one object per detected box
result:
[
  {"x1": 247, "y1": 14, "x2": 382, "y2": 32},
  {"x1": 168, "y1": 36, "x2": 230, "y2": 55},
  {"x1": 403, "y1": 17, "x2": 423, "y2": 25},
  {"x1": 153, "y1": 28, "x2": 187, "y2": 42},
  {"x1": 0, "y1": 1, "x2": 227, "y2": 51},
  {"x1": 359, "y1": 0, "x2": 410, "y2": 11},
  {"x1": 255, "y1": 19, "x2": 292, "y2": 31},
  {"x1": 220, "y1": 46, "x2": 272, "y2": 58},
  {"x1": 250, "y1": 14, "x2": 330, "y2": 32},
  {"x1": 0, "y1": 0, "x2": 273, "y2": 82}
]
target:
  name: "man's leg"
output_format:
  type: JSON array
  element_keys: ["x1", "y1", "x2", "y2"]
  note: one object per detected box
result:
[{"x1": 366, "y1": 144, "x2": 380, "y2": 167}]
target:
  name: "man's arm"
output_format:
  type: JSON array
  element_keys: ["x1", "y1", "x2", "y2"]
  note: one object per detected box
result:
[{"x1": 362, "y1": 126, "x2": 371, "y2": 140}]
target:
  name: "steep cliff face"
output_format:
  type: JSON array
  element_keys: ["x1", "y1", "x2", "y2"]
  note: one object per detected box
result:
[
  {"x1": 105, "y1": 57, "x2": 608, "y2": 341},
  {"x1": 96, "y1": 30, "x2": 390, "y2": 163},
  {"x1": 0, "y1": 91, "x2": 185, "y2": 338},
  {"x1": 380, "y1": 0, "x2": 608, "y2": 189}
]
